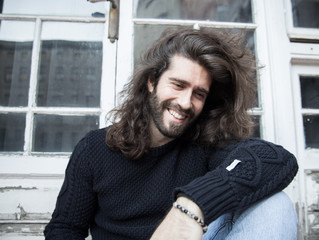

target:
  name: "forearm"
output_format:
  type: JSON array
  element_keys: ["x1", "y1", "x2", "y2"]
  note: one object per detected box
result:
[
  {"x1": 175, "y1": 138, "x2": 299, "y2": 224},
  {"x1": 150, "y1": 197, "x2": 204, "y2": 240}
]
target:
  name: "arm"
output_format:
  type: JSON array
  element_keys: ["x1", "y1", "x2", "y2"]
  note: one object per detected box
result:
[
  {"x1": 44, "y1": 137, "x2": 97, "y2": 240},
  {"x1": 175, "y1": 138, "x2": 299, "y2": 225}
]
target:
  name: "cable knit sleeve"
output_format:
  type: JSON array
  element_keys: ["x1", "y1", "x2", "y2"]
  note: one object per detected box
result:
[
  {"x1": 44, "y1": 136, "x2": 97, "y2": 240},
  {"x1": 174, "y1": 138, "x2": 299, "y2": 224}
]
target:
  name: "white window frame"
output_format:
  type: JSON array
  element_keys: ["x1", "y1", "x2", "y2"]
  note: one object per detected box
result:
[
  {"x1": 284, "y1": 0, "x2": 319, "y2": 41},
  {"x1": 291, "y1": 62, "x2": 319, "y2": 169},
  {"x1": 291, "y1": 60, "x2": 319, "y2": 238},
  {"x1": 0, "y1": 5, "x2": 117, "y2": 175}
]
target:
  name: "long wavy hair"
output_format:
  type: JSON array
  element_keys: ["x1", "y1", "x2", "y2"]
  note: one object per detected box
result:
[{"x1": 106, "y1": 27, "x2": 258, "y2": 159}]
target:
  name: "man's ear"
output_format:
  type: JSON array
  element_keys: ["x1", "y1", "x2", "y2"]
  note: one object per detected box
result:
[{"x1": 147, "y1": 78, "x2": 154, "y2": 93}]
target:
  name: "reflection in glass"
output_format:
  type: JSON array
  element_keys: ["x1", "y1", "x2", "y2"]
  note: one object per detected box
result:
[
  {"x1": 0, "y1": 114, "x2": 26, "y2": 151},
  {"x1": 251, "y1": 115, "x2": 261, "y2": 138},
  {"x1": 134, "y1": 0, "x2": 252, "y2": 23},
  {"x1": 134, "y1": 25, "x2": 178, "y2": 65},
  {"x1": 37, "y1": 41, "x2": 102, "y2": 107},
  {"x1": 300, "y1": 76, "x2": 319, "y2": 109},
  {"x1": 2, "y1": 0, "x2": 105, "y2": 18},
  {"x1": 33, "y1": 115, "x2": 99, "y2": 152},
  {"x1": 37, "y1": 22, "x2": 104, "y2": 107},
  {"x1": 291, "y1": 0, "x2": 319, "y2": 28},
  {"x1": 303, "y1": 115, "x2": 319, "y2": 149},
  {"x1": 0, "y1": 21, "x2": 34, "y2": 106},
  {"x1": 134, "y1": 25, "x2": 255, "y2": 65}
]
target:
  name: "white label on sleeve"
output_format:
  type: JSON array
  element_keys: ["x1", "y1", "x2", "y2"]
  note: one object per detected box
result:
[{"x1": 226, "y1": 159, "x2": 242, "y2": 171}]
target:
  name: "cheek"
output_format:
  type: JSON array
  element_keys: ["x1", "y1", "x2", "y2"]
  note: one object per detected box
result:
[
  {"x1": 157, "y1": 88, "x2": 175, "y2": 102},
  {"x1": 193, "y1": 101, "x2": 206, "y2": 116}
]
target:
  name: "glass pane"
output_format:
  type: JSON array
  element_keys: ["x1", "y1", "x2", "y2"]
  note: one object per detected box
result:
[
  {"x1": 2, "y1": 0, "x2": 106, "y2": 18},
  {"x1": 134, "y1": 25, "x2": 255, "y2": 65},
  {"x1": 37, "y1": 22, "x2": 103, "y2": 107},
  {"x1": 0, "y1": 21, "x2": 34, "y2": 107},
  {"x1": 134, "y1": 0, "x2": 252, "y2": 23},
  {"x1": 300, "y1": 76, "x2": 319, "y2": 109},
  {"x1": 303, "y1": 115, "x2": 319, "y2": 149},
  {"x1": 0, "y1": 113, "x2": 25, "y2": 151},
  {"x1": 33, "y1": 115, "x2": 99, "y2": 152},
  {"x1": 251, "y1": 115, "x2": 261, "y2": 138},
  {"x1": 291, "y1": 0, "x2": 319, "y2": 28}
]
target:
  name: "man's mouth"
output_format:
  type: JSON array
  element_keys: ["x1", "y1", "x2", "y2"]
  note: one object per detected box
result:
[{"x1": 168, "y1": 109, "x2": 187, "y2": 120}]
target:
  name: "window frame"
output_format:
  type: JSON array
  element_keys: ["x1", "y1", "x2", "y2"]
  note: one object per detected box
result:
[
  {"x1": 284, "y1": 0, "x2": 319, "y2": 42},
  {"x1": 0, "y1": 8, "x2": 117, "y2": 174},
  {"x1": 291, "y1": 62, "x2": 319, "y2": 169}
]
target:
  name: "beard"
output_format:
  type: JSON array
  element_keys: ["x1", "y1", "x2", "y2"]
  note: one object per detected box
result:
[{"x1": 148, "y1": 91, "x2": 196, "y2": 139}]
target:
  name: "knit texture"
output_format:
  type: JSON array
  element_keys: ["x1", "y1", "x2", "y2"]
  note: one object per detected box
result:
[
  {"x1": 44, "y1": 128, "x2": 298, "y2": 240},
  {"x1": 175, "y1": 138, "x2": 299, "y2": 223}
]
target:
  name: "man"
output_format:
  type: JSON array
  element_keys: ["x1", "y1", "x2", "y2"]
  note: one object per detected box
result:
[{"x1": 44, "y1": 28, "x2": 298, "y2": 240}]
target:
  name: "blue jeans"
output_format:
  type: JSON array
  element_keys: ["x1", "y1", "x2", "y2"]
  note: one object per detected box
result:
[{"x1": 202, "y1": 192, "x2": 298, "y2": 240}]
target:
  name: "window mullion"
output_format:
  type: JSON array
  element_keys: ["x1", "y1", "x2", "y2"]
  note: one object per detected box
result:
[{"x1": 24, "y1": 17, "x2": 42, "y2": 155}]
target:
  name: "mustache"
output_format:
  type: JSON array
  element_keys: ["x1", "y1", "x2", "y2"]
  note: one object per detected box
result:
[{"x1": 161, "y1": 100, "x2": 195, "y2": 118}]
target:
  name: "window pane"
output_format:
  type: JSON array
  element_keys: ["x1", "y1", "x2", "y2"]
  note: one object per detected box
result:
[
  {"x1": 134, "y1": 25, "x2": 255, "y2": 65},
  {"x1": 0, "y1": 21, "x2": 34, "y2": 107},
  {"x1": 303, "y1": 115, "x2": 319, "y2": 149},
  {"x1": 33, "y1": 115, "x2": 99, "y2": 152},
  {"x1": 291, "y1": 0, "x2": 319, "y2": 28},
  {"x1": 251, "y1": 115, "x2": 261, "y2": 138},
  {"x1": 0, "y1": 113, "x2": 25, "y2": 151},
  {"x1": 37, "y1": 22, "x2": 103, "y2": 107},
  {"x1": 2, "y1": 0, "x2": 106, "y2": 18},
  {"x1": 134, "y1": 0, "x2": 252, "y2": 23},
  {"x1": 300, "y1": 76, "x2": 319, "y2": 109}
]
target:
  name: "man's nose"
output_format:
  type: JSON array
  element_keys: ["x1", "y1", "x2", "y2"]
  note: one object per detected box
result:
[{"x1": 177, "y1": 91, "x2": 192, "y2": 110}]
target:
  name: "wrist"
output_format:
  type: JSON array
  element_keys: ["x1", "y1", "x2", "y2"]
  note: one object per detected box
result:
[
  {"x1": 174, "y1": 197, "x2": 207, "y2": 233},
  {"x1": 175, "y1": 196, "x2": 204, "y2": 220}
]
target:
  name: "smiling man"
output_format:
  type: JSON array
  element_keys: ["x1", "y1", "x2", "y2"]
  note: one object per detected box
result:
[
  {"x1": 44, "y1": 28, "x2": 299, "y2": 240},
  {"x1": 148, "y1": 55, "x2": 211, "y2": 146}
]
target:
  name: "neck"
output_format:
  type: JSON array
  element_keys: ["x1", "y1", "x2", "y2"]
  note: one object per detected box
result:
[{"x1": 149, "y1": 120, "x2": 174, "y2": 148}]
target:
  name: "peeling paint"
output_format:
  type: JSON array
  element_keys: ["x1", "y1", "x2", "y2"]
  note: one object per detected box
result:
[
  {"x1": 0, "y1": 186, "x2": 38, "y2": 192},
  {"x1": 16, "y1": 204, "x2": 27, "y2": 220}
]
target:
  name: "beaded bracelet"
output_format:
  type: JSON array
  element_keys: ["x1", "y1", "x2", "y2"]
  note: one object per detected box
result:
[{"x1": 173, "y1": 202, "x2": 208, "y2": 233}]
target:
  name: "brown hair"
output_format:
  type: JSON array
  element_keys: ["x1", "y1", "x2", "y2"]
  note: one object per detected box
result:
[{"x1": 106, "y1": 27, "x2": 258, "y2": 159}]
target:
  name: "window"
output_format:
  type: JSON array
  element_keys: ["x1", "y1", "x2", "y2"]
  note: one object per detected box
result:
[
  {"x1": 291, "y1": 0, "x2": 319, "y2": 29},
  {"x1": 300, "y1": 76, "x2": 319, "y2": 149},
  {"x1": 285, "y1": 0, "x2": 319, "y2": 41},
  {"x1": 0, "y1": 1, "x2": 117, "y2": 238},
  {"x1": 292, "y1": 63, "x2": 319, "y2": 238},
  {"x1": 0, "y1": 0, "x2": 108, "y2": 154}
]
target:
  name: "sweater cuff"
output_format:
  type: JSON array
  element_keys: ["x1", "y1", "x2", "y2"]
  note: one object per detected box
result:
[{"x1": 174, "y1": 169, "x2": 240, "y2": 224}]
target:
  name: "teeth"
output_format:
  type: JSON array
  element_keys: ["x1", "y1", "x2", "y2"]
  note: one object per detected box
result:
[{"x1": 169, "y1": 109, "x2": 186, "y2": 120}]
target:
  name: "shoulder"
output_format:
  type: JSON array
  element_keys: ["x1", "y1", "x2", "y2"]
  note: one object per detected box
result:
[
  {"x1": 83, "y1": 127, "x2": 107, "y2": 143},
  {"x1": 69, "y1": 127, "x2": 110, "y2": 163}
]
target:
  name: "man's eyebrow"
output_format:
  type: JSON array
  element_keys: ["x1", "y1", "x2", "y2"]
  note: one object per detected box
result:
[{"x1": 170, "y1": 78, "x2": 210, "y2": 95}]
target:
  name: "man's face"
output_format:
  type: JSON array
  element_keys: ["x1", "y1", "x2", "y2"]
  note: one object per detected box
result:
[{"x1": 148, "y1": 55, "x2": 211, "y2": 144}]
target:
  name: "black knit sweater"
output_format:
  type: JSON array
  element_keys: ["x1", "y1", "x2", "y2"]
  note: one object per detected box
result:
[{"x1": 44, "y1": 128, "x2": 298, "y2": 240}]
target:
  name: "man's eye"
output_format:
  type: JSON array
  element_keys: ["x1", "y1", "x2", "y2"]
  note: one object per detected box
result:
[
  {"x1": 195, "y1": 92, "x2": 206, "y2": 100},
  {"x1": 173, "y1": 83, "x2": 183, "y2": 88}
]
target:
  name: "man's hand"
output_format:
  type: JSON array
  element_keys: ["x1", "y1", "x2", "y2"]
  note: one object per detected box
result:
[{"x1": 150, "y1": 197, "x2": 204, "y2": 240}]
